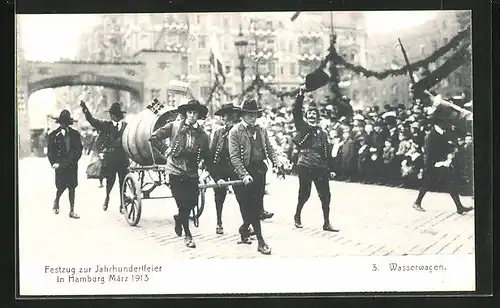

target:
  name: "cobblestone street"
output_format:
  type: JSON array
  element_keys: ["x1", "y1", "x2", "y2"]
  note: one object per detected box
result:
[{"x1": 18, "y1": 156, "x2": 475, "y2": 262}]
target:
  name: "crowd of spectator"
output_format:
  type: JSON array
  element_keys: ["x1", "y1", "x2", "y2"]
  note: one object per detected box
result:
[
  {"x1": 77, "y1": 93, "x2": 473, "y2": 196},
  {"x1": 203, "y1": 95, "x2": 474, "y2": 196}
]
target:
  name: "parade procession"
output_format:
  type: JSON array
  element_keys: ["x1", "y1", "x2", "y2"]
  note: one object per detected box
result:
[{"x1": 18, "y1": 11, "x2": 475, "y2": 262}]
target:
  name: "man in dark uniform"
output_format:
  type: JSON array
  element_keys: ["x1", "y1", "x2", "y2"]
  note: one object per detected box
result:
[
  {"x1": 292, "y1": 87, "x2": 338, "y2": 232},
  {"x1": 228, "y1": 99, "x2": 283, "y2": 255},
  {"x1": 412, "y1": 116, "x2": 473, "y2": 214},
  {"x1": 80, "y1": 101, "x2": 129, "y2": 212},
  {"x1": 47, "y1": 110, "x2": 83, "y2": 219},
  {"x1": 149, "y1": 100, "x2": 214, "y2": 248},
  {"x1": 209, "y1": 103, "x2": 241, "y2": 235}
]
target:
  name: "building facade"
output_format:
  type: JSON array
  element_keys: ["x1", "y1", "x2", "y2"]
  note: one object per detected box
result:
[
  {"x1": 363, "y1": 11, "x2": 472, "y2": 109},
  {"x1": 71, "y1": 12, "x2": 367, "y2": 111}
]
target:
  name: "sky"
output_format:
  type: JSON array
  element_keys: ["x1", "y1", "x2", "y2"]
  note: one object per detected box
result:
[
  {"x1": 18, "y1": 11, "x2": 439, "y2": 125},
  {"x1": 18, "y1": 11, "x2": 439, "y2": 62}
]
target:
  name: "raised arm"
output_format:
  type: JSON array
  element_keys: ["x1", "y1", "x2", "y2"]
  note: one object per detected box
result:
[
  {"x1": 292, "y1": 90, "x2": 307, "y2": 130},
  {"x1": 80, "y1": 101, "x2": 108, "y2": 131}
]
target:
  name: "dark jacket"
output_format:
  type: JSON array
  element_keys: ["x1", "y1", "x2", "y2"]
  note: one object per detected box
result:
[
  {"x1": 47, "y1": 126, "x2": 83, "y2": 189},
  {"x1": 228, "y1": 122, "x2": 280, "y2": 180},
  {"x1": 291, "y1": 95, "x2": 332, "y2": 170},
  {"x1": 82, "y1": 109, "x2": 128, "y2": 167},
  {"x1": 149, "y1": 120, "x2": 212, "y2": 178},
  {"x1": 209, "y1": 125, "x2": 234, "y2": 179}
]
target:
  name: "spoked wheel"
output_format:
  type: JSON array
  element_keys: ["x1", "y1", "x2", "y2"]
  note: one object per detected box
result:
[
  {"x1": 121, "y1": 173, "x2": 142, "y2": 227},
  {"x1": 189, "y1": 188, "x2": 206, "y2": 228}
]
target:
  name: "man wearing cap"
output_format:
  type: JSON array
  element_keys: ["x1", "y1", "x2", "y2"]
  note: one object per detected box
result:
[
  {"x1": 47, "y1": 110, "x2": 83, "y2": 219},
  {"x1": 149, "y1": 100, "x2": 213, "y2": 249},
  {"x1": 81, "y1": 101, "x2": 129, "y2": 213},
  {"x1": 228, "y1": 99, "x2": 283, "y2": 255},
  {"x1": 292, "y1": 87, "x2": 338, "y2": 232},
  {"x1": 209, "y1": 103, "x2": 241, "y2": 235}
]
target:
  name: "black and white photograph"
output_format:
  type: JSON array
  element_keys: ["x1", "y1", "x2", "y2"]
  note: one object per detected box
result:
[{"x1": 16, "y1": 10, "x2": 476, "y2": 295}]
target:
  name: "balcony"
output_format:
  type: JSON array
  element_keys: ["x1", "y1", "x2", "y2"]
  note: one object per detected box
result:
[
  {"x1": 249, "y1": 48, "x2": 278, "y2": 61},
  {"x1": 298, "y1": 31, "x2": 324, "y2": 40},
  {"x1": 297, "y1": 52, "x2": 323, "y2": 62},
  {"x1": 249, "y1": 28, "x2": 278, "y2": 38},
  {"x1": 164, "y1": 43, "x2": 190, "y2": 53}
]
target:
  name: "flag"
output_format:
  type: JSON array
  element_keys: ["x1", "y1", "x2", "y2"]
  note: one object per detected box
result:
[
  {"x1": 291, "y1": 11, "x2": 301, "y2": 21},
  {"x1": 209, "y1": 34, "x2": 226, "y2": 84}
]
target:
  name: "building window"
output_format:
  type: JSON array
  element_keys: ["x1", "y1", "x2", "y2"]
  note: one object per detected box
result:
[
  {"x1": 290, "y1": 63, "x2": 296, "y2": 75},
  {"x1": 199, "y1": 64, "x2": 210, "y2": 74},
  {"x1": 223, "y1": 17, "x2": 229, "y2": 28},
  {"x1": 266, "y1": 21, "x2": 273, "y2": 29},
  {"x1": 200, "y1": 86, "x2": 211, "y2": 99},
  {"x1": 268, "y1": 62, "x2": 276, "y2": 75},
  {"x1": 431, "y1": 39, "x2": 438, "y2": 50},
  {"x1": 392, "y1": 84, "x2": 398, "y2": 95},
  {"x1": 181, "y1": 56, "x2": 188, "y2": 75},
  {"x1": 267, "y1": 39, "x2": 275, "y2": 45},
  {"x1": 225, "y1": 65, "x2": 231, "y2": 74},
  {"x1": 442, "y1": 20, "x2": 447, "y2": 30},
  {"x1": 198, "y1": 35, "x2": 207, "y2": 48},
  {"x1": 280, "y1": 66, "x2": 284, "y2": 75},
  {"x1": 196, "y1": 15, "x2": 201, "y2": 24},
  {"x1": 150, "y1": 89, "x2": 161, "y2": 100}
]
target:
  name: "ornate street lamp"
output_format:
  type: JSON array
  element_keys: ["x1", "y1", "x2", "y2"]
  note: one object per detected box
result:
[{"x1": 234, "y1": 24, "x2": 249, "y2": 95}]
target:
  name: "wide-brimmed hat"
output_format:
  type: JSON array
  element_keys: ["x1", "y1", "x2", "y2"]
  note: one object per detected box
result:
[
  {"x1": 53, "y1": 109, "x2": 75, "y2": 125},
  {"x1": 214, "y1": 103, "x2": 241, "y2": 116},
  {"x1": 240, "y1": 99, "x2": 264, "y2": 113},
  {"x1": 177, "y1": 99, "x2": 209, "y2": 119},
  {"x1": 108, "y1": 102, "x2": 127, "y2": 116}
]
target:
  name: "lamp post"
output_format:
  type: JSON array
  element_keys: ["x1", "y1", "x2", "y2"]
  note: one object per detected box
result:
[{"x1": 234, "y1": 24, "x2": 249, "y2": 96}]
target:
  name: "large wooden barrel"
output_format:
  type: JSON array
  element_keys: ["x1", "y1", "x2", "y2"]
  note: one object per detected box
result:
[{"x1": 122, "y1": 108, "x2": 178, "y2": 166}]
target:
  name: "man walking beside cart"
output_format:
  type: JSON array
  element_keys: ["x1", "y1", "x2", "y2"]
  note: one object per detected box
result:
[
  {"x1": 149, "y1": 99, "x2": 215, "y2": 249},
  {"x1": 228, "y1": 99, "x2": 285, "y2": 255},
  {"x1": 209, "y1": 103, "x2": 242, "y2": 235},
  {"x1": 80, "y1": 101, "x2": 129, "y2": 213}
]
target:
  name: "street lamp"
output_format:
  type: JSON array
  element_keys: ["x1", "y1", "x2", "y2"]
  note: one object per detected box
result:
[{"x1": 234, "y1": 24, "x2": 249, "y2": 95}]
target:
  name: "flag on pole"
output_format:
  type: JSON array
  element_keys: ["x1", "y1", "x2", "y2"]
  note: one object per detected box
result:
[
  {"x1": 291, "y1": 11, "x2": 301, "y2": 21},
  {"x1": 209, "y1": 34, "x2": 226, "y2": 84}
]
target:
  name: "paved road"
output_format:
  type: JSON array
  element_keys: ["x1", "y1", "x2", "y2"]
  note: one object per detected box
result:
[{"x1": 18, "y1": 156, "x2": 474, "y2": 261}]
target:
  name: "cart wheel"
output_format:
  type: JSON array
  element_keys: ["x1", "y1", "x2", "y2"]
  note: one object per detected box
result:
[
  {"x1": 189, "y1": 188, "x2": 206, "y2": 227},
  {"x1": 122, "y1": 173, "x2": 142, "y2": 227}
]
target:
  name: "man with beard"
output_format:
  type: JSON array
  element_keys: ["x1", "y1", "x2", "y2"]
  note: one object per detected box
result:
[
  {"x1": 81, "y1": 101, "x2": 129, "y2": 213},
  {"x1": 209, "y1": 103, "x2": 241, "y2": 234},
  {"x1": 47, "y1": 110, "x2": 83, "y2": 219},
  {"x1": 149, "y1": 100, "x2": 214, "y2": 248},
  {"x1": 292, "y1": 87, "x2": 338, "y2": 232},
  {"x1": 228, "y1": 99, "x2": 283, "y2": 255}
]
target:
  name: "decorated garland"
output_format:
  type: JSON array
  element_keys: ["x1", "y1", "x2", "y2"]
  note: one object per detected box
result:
[{"x1": 206, "y1": 24, "x2": 471, "y2": 104}]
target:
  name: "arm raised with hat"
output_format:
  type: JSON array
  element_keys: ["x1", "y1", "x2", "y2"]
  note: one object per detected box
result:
[
  {"x1": 80, "y1": 101, "x2": 109, "y2": 131},
  {"x1": 292, "y1": 87, "x2": 307, "y2": 130}
]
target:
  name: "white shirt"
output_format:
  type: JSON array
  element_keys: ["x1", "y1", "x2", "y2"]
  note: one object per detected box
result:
[
  {"x1": 241, "y1": 120, "x2": 257, "y2": 139},
  {"x1": 113, "y1": 120, "x2": 124, "y2": 131}
]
